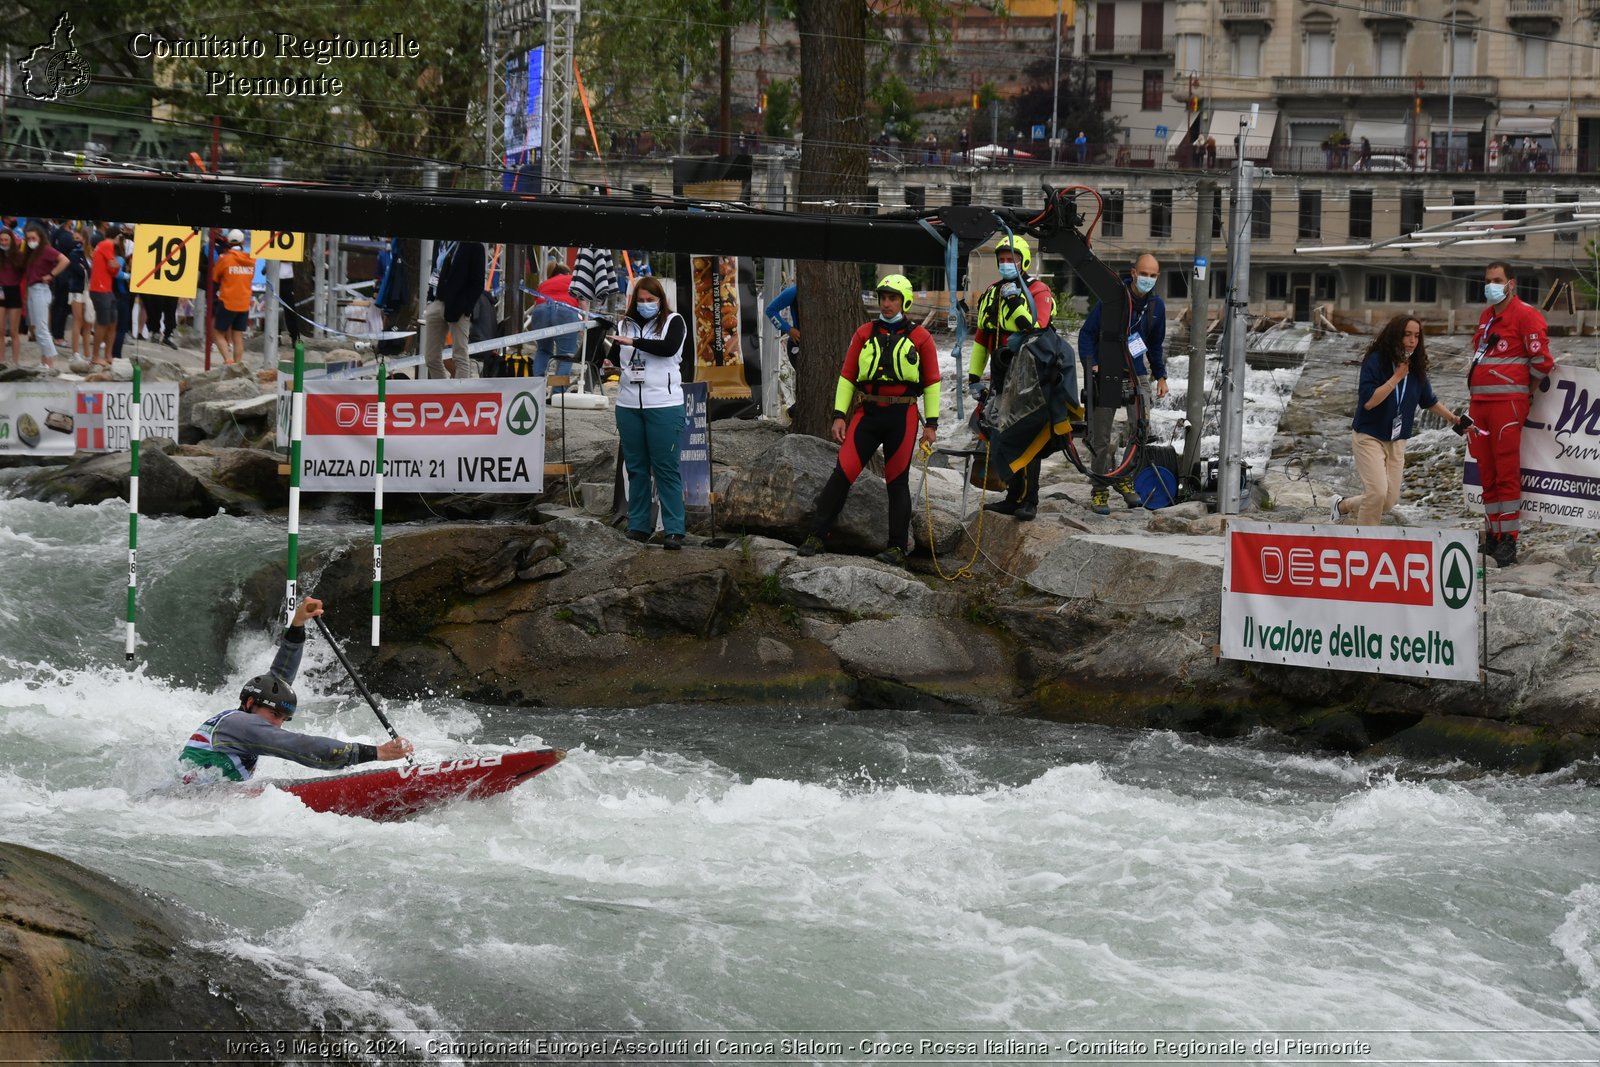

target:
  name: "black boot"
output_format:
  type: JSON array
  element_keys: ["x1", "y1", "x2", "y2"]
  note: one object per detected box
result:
[
  {"x1": 983, "y1": 499, "x2": 1019, "y2": 516},
  {"x1": 1492, "y1": 535, "x2": 1518, "y2": 567}
]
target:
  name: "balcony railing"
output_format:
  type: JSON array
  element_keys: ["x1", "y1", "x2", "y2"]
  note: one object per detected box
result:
[
  {"x1": 1507, "y1": 0, "x2": 1563, "y2": 16},
  {"x1": 1220, "y1": 0, "x2": 1272, "y2": 19},
  {"x1": 1361, "y1": 0, "x2": 1415, "y2": 18},
  {"x1": 1086, "y1": 33, "x2": 1176, "y2": 54},
  {"x1": 1273, "y1": 74, "x2": 1498, "y2": 96}
]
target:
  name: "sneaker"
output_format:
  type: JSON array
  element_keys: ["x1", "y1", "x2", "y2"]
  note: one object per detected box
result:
[
  {"x1": 625, "y1": 529, "x2": 650, "y2": 543},
  {"x1": 1329, "y1": 495, "x2": 1343, "y2": 523},
  {"x1": 983, "y1": 499, "x2": 1019, "y2": 516},
  {"x1": 1013, "y1": 503, "x2": 1037, "y2": 521},
  {"x1": 874, "y1": 546, "x2": 909, "y2": 567},
  {"x1": 1116, "y1": 477, "x2": 1141, "y2": 508},
  {"x1": 1492, "y1": 535, "x2": 1518, "y2": 567},
  {"x1": 161, "y1": 335, "x2": 178, "y2": 349},
  {"x1": 797, "y1": 535, "x2": 824, "y2": 557},
  {"x1": 663, "y1": 534, "x2": 684, "y2": 551},
  {"x1": 1089, "y1": 487, "x2": 1111, "y2": 515}
]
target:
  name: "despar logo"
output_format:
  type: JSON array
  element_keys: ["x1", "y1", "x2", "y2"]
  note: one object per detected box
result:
[
  {"x1": 20, "y1": 13, "x2": 91, "y2": 101},
  {"x1": 304, "y1": 392, "x2": 505, "y2": 436},
  {"x1": 1229, "y1": 531, "x2": 1435, "y2": 606}
]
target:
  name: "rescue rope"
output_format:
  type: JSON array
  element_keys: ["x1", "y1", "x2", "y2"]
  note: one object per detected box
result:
[{"x1": 916, "y1": 437, "x2": 990, "y2": 583}]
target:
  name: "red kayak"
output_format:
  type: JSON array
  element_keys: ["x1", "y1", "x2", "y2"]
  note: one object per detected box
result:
[{"x1": 273, "y1": 748, "x2": 565, "y2": 821}]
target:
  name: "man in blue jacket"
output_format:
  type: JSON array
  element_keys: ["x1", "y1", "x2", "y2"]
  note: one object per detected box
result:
[
  {"x1": 1079, "y1": 253, "x2": 1168, "y2": 514},
  {"x1": 422, "y1": 239, "x2": 487, "y2": 379}
]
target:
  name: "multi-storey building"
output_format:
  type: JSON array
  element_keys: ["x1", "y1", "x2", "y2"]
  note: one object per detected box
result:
[
  {"x1": 598, "y1": 1, "x2": 1600, "y2": 332},
  {"x1": 1174, "y1": 0, "x2": 1600, "y2": 173}
]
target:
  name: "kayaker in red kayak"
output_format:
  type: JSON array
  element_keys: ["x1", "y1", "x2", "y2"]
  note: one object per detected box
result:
[{"x1": 178, "y1": 597, "x2": 414, "y2": 785}]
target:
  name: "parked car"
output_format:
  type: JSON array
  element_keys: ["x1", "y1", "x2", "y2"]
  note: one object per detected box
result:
[{"x1": 1363, "y1": 154, "x2": 1414, "y2": 173}]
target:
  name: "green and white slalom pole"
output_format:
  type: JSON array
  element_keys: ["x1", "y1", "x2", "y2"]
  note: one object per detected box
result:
[
  {"x1": 284, "y1": 340, "x2": 306, "y2": 626},
  {"x1": 371, "y1": 359, "x2": 386, "y2": 645},
  {"x1": 125, "y1": 364, "x2": 142, "y2": 664}
]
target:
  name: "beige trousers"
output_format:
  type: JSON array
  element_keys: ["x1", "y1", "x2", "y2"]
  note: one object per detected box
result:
[
  {"x1": 1343, "y1": 432, "x2": 1405, "y2": 526},
  {"x1": 422, "y1": 299, "x2": 474, "y2": 380}
]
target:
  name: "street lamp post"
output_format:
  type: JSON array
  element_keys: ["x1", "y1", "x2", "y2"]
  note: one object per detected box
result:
[
  {"x1": 1446, "y1": 5, "x2": 1456, "y2": 171},
  {"x1": 1050, "y1": 0, "x2": 1062, "y2": 164}
]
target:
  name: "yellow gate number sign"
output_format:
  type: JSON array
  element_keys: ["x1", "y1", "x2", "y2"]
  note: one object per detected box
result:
[
  {"x1": 130, "y1": 225, "x2": 203, "y2": 297},
  {"x1": 250, "y1": 230, "x2": 304, "y2": 262}
]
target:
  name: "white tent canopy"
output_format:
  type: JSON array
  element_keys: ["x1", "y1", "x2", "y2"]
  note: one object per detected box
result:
[
  {"x1": 1209, "y1": 109, "x2": 1277, "y2": 160},
  {"x1": 1495, "y1": 117, "x2": 1556, "y2": 138},
  {"x1": 1348, "y1": 119, "x2": 1411, "y2": 151}
]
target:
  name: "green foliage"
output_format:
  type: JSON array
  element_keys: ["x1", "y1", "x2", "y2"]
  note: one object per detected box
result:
[
  {"x1": 577, "y1": 0, "x2": 761, "y2": 141},
  {"x1": 1576, "y1": 238, "x2": 1600, "y2": 308},
  {"x1": 872, "y1": 74, "x2": 919, "y2": 142},
  {"x1": 99, "y1": 3, "x2": 492, "y2": 178},
  {"x1": 762, "y1": 79, "x2": 798, "y2": 139},
  {"x1": 1011, "y1": 59, "x2": 1120, "y2": 150},
  {"x1": 751, "y1": 573, "x2": 788, "y2": 606}
]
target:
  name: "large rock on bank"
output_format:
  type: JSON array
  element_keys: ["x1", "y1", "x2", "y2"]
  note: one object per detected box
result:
[{"x1": 0, "y1": 842, "x2": 336, "y2": 1063}]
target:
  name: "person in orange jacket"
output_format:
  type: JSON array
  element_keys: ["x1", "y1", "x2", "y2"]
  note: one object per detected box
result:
[{"x1": 211, "y1": 229, "x2": 255, "y2": 365}]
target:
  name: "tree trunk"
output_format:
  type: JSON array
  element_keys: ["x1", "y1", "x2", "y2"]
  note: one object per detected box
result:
[
  {"x1": 719, "y1": 0, "x2": 733, "y2": 155},
  {"x1": 794, "y1": 0, "x2": 869, "y2": 440}
]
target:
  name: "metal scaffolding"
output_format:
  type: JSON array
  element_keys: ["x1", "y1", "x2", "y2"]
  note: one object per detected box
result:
[{"x1": 484, "y1": 0, "x2": 579, "y2": 194}]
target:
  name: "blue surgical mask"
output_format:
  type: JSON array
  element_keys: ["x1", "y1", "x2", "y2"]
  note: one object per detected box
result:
[
  {"x1": 1484, "y1": 282, "x2": 1507, "y2": 305},
  {"x1": 1135, "y1": 275, "x2": 1157, "y2": 296},
  {"x1": 880, "y1": 313, "x2": 903, "y2": 325},
  {"x1": 997, "y1": 262, "x2": 1019, "y2": 281},
  {"x1": 636, "y1": 300, "x2": 659, "y2": 320}
]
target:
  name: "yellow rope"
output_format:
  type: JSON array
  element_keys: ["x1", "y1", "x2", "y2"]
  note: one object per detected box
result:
[{"x1": 918, "y1": 435, "x2": 992, "y2": 583}]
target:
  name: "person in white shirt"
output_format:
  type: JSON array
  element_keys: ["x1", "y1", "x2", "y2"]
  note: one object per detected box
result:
[{"x1": 607, "y1": 277, "x2": 687, "y2": 550}]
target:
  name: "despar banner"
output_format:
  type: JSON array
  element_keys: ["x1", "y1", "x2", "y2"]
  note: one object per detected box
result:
[
  {"x1": 0, "y1": 381, "x2": 76, "y2": 454},
  {"x1": 1221, "y1": 520, "x2": 1480, "y2": 682},
  {"x1": 1464, "y1": 362, "x2": 1600, "y2": 531},
  {"x1": 680, "y1": 382, "x2": 711, "y2": 506},
  {"x1": 298, "y1": 379, "x2": 546, "y2": 493}
]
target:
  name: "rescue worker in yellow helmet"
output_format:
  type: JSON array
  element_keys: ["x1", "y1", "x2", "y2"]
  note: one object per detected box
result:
[
  {"x1": 798, "y1": 274, "x2": 942, "y2": 567},
  {"x1": 966, "y1": 235, "x2": 1057, "y2": 520}
]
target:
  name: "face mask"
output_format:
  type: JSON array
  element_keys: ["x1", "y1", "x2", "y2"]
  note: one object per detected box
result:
[
  {"x1": 25, "y1": 238, "x2": 39, "y2": 250},
  {"x1": 880, "y1": 312, "x2": 903, "y2": 324},
  {"x1": 997, "y1": 262, "x2": 1019, "y2": 281},
  {"x1": 1484, "y1": 282, "x2": 1508, "y2": 304},
  {"x1": 1135, "y1": 275, "x2": 1157, "y2": 296},
  {"x1": 636, "y1": 300, "x2": 659, "y2": 320}
]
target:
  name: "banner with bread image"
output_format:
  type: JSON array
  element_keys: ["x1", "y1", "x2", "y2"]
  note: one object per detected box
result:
[{"x1": 690, "y1": 254, "x2": 751, "y2": 400}]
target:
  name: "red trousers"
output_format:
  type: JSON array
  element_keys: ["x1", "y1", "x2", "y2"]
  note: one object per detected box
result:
[{"x1": 1467, "y1": 395, "x2": 1529, "y2": 539}]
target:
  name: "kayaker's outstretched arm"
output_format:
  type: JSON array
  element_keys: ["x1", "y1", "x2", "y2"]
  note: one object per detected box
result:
[
  {"x1": 265, "y1": 596, "x2": 324, "y2": 685},
  {"x1": 209, "y1": 711, "x2": 409, "y2": 771}
]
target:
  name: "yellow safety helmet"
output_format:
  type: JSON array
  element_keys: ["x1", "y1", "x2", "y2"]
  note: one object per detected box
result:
[
  {"x1": 875, "y1": 273, "x2": 915, "y2": 312},
  {"x1": 995, "y1": 234, "x2": 1032, "y2": 271}
]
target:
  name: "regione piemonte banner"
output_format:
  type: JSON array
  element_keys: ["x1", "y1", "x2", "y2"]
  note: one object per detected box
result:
[
  {"x1": 298, "y1": 379, "x2": 545, "y2": 493},
  {"x1": 1221, "y1": 520, "x2": 1480, "y2": 682}
]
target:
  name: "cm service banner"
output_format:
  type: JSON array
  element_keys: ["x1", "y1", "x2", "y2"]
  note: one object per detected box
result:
[
  {"x1": 1464, "y1": 362, "x2": 1600, "y2": 531},
  {"x1": 0, "y1": 381, "x2": 180, "y2": 455},
  {"x1": 1222, "y1": 520, "x2": 1479, "y2": 682},
  {"x1": 298, "y1": 379, "x2": 545, "y2": 493}
]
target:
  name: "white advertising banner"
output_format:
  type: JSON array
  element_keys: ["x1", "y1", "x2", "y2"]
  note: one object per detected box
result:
[
  {"x1": 298, "y1": 379, "x2": 546, "y2": 493},
  {"x1": 86, "y1": 384, "x2": 181, "y2": 453},
  {"x1": 1222, "y1": 520, "x2": 1480, "y2": 682},
  {"x1": 0, "y1": 382, "x2": 180, "y2": 455},
  {"x1": 1464, "y1": 362, "x2": 1600, "y2": 531}
]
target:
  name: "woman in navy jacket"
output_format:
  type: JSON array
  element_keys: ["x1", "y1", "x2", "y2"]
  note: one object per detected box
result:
[{"x1": 1332, "y1": 315, "x2": 1466, "y2": 526}]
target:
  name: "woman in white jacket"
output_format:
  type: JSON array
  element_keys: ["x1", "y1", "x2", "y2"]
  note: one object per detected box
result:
[{"x1": 608, "y1": 277, "x2": 688, "y2": 549}]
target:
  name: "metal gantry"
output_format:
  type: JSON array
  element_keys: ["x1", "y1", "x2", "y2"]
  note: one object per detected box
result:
[{"x1": 484, "y1": 0, "x2": 579, "y2": 195}]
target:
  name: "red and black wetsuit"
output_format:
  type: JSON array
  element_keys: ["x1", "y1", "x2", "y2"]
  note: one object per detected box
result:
[{"x1": 808, "y1": 317, "x2": 942, "y2": 552}]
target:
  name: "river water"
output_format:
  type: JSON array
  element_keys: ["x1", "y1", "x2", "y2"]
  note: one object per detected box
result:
[{"x1": 0, "y1": 495, "x2": 1596, "y2": 1065}]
